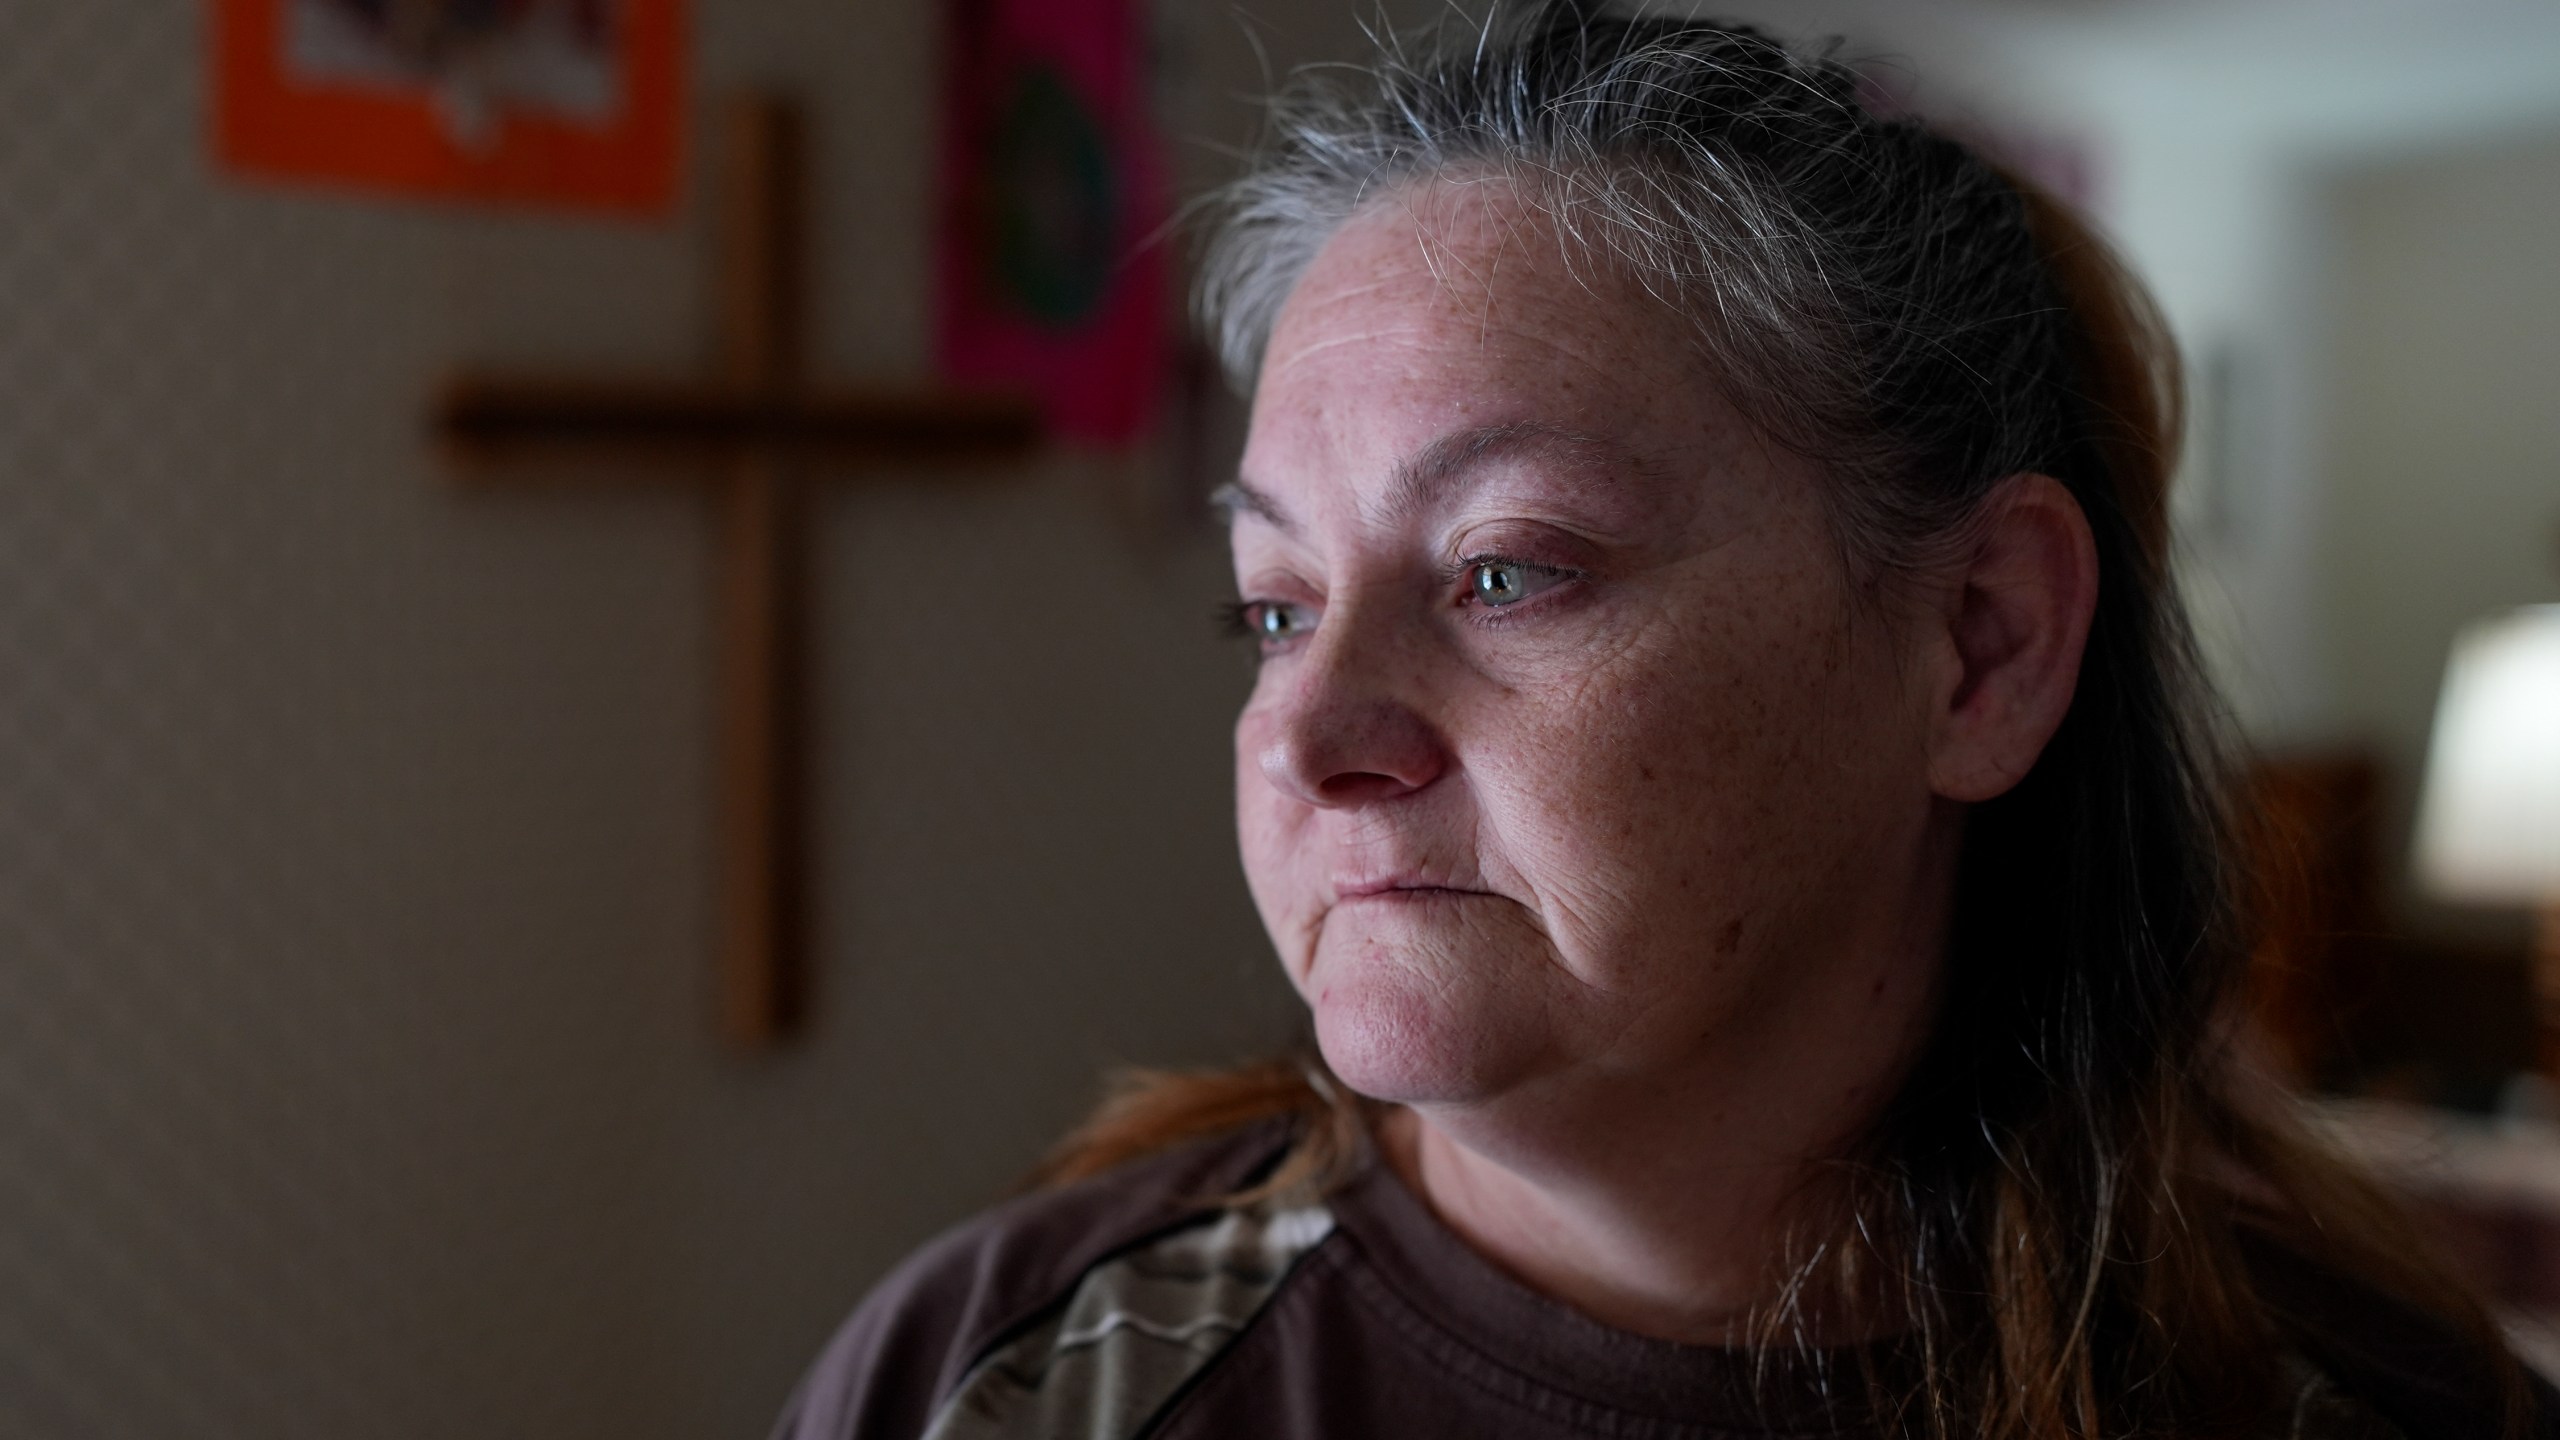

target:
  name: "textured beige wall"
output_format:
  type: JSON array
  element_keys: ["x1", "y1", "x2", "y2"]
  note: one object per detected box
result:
[
  {"x1": 0, "y1": 1, "x2": 1405, "y2": 1434},
  {"x1": 2315, "y1": 130, "x2": 2560, "y2": 935}
]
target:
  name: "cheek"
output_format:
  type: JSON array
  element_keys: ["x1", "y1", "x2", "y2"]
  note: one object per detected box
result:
[
  {"x1": 1467, "y1": 575, "x2": 1921, "y2": 984},
  {"x1": 1233, "y1": 706, "x2": 1320, "y2": 975}
]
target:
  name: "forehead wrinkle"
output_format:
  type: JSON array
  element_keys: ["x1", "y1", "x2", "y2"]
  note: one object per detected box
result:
[
  {"x1": 1259, "y1": 321, "x2": 1427, "y2": 382},
  {"x1": 1401, "y1": 193, "x2": 1546, "y2": 358},
  {"x1": 1271, "y1": 200, "x2": 1616, "y2": 388}
]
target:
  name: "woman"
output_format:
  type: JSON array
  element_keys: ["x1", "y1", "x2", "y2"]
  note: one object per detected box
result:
[{"x1": 778, "y1": 9, "x2": 2541, "y2": 1438}]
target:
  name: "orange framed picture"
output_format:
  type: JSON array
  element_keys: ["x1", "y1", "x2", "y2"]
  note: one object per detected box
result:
[{"x1": 213, "y1": 0, "x2": 685, "y2": 216}]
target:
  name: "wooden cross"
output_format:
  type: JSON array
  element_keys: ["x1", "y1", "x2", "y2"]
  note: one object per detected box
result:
[{"x1": 436, "y1": 94, "x2": 1040, "y2": 1049}]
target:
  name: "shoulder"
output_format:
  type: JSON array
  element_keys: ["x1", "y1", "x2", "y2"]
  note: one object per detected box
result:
[{"x1": 769, "y1": 1119, "x2": 1322, "y2": 1440}]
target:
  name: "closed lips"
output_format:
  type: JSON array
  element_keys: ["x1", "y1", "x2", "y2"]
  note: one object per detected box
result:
[{"x1": 1333, "y1": 876, "x2": 1493, "y2": 900}]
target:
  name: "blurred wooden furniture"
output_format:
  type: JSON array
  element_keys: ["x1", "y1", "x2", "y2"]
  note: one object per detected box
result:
[
  {"x1": 435, "y1": 94, "x2": 1039, "y2": 1048},
  {"x1": 2242, "y1": 753, "x2": 2387, "y2": 1085},
  {"x1": 2241, "y1": 749, "x2": 2539, "y2": 1100}
]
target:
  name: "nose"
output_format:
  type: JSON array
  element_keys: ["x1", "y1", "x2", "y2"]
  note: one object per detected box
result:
[{"x1": 1254, "y1": 622, "x2": 1450, "y2": 809}]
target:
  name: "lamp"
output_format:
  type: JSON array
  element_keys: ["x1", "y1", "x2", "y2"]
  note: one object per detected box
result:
[{"x1": 2413, "y1": 604, "x2": 2560, "y2": 1072}]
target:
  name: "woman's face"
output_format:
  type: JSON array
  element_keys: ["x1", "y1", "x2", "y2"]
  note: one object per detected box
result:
[{"x1": 1229, "y1": 187, "x2": 1950, "y2": 1114}]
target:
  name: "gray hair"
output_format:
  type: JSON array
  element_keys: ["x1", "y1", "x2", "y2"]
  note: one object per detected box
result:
[{"x1": 1194, "y1": 6, "x2": 2140, "y2": 574}]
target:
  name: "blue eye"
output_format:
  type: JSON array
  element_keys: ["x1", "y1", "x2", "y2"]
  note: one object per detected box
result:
[
  {"x1": 1227, "y1": 600, "x2": 1313, "y2": 647},
  {"x1": 1468, "y1": 558, "x2": 1566, "y2": 608},
  {"x1": 1257, "y1": 603, "x2": 1309, "y2": 639}
]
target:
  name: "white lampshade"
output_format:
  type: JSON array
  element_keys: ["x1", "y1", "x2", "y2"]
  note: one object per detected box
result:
[{"x1": 2413, "y1": 604, "x2": 2560, "y2": 906}]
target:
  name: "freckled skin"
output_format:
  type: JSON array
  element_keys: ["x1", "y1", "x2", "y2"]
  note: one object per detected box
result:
[
  {"x1": 1228, "y1": 183, "x2": 2099, "y2": 1343},
  {"x1": 1236, "y1": 191, "x2": 1941, "y2": 1108}
]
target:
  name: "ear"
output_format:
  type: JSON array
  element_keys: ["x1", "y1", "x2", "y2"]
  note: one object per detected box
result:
[{"x1": 1923, "y1": 473, "x2": 2101, "y2": 804}]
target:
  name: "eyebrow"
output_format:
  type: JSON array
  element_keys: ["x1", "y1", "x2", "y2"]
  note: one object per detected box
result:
[
  {"x1": 1215, "y1": 420, "x2": 1641, "y2": 537},
  {"x1": 1385, "y1": 420, "x2": 1634, "y2": 521},
  {"x1": 1209, "y1": 476, "x2": 1295, "y2": 536}
]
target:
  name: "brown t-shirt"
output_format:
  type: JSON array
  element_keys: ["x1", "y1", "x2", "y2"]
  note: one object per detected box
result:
[{"x1": 771, "y1": 1121, "x2": 2425, "y2": 1440}]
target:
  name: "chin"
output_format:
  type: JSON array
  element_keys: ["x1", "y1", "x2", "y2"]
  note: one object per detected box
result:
[{"x1": 1302, "y1": 920, "x2": 1544, "y2": 1106}]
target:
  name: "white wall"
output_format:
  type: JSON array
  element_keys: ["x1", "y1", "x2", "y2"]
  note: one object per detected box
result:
[
  {"x1": 2315, "y1": 131, "x2": 2560, "y2": 936},
  {"x1": 2320, "y1": 129, "x2": 2560, "y2": 753},
  {"x1": 1981, "y1": 0, "x2": 2560, "y2": 749}
]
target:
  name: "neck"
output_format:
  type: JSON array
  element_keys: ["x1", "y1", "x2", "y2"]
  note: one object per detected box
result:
[{"x1": 1382, "y1": 1110, "x2": 1824, "y2": 1344}]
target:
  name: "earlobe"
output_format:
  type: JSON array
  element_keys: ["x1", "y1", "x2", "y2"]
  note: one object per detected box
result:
[{"x1": 1926, "y1": 474, "x2": 2101, "y2": 804}]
